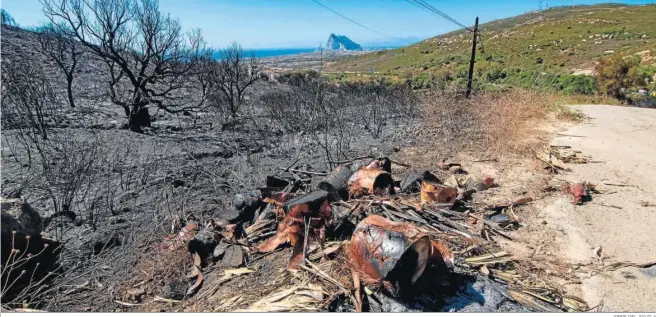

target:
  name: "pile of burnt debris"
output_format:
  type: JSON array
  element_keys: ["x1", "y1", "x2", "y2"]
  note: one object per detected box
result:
[{"x1": 118, "y1": 157, "x2": 590, "y2": 312}]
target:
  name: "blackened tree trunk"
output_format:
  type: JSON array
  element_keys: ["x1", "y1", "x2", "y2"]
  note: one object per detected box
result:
[
  {"x1": 37, "y1": 24, "x2": 81, "y2": 109},
  {"x1": 128, "y1": 105, "x2": 151, "y2": 133},
  {"x1": 66, "y1": 74, "x2": 75, "y2": 108}
]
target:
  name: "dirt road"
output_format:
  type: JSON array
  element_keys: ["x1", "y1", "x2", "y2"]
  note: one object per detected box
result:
[{"x1": 543, "y1": 104, "x2": 656, "y2": 312}]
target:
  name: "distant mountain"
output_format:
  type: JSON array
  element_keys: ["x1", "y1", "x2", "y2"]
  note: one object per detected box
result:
[
  {"x1": 360, "y1": 36, "x2": 427, "y2": 48},
  {"x1": 326, "y1": 34, "x2": 362, "y2": 51}
]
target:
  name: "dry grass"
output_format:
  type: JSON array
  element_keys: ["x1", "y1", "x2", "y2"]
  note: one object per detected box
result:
[
  {"x1": 418, "y1": 88, "x2": 575, "y2": 158},
  {"x1": 476, "y1": 90, "x2": 554, "y2": 156},
  {"x1": 560, "y1": 94, "x2": 624, "y2": 108}
]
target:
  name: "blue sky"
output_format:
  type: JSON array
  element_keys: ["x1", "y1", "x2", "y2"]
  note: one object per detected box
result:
[{"x1": 2, "y1": 0, "x2": 654, "y2": 48}]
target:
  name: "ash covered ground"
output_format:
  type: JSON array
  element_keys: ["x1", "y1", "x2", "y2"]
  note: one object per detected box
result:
[{"x1": 1, "y1": 25, "x2": 536, "y2": 312}]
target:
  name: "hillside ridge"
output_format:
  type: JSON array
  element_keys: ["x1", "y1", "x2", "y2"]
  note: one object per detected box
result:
[{"x1": 328, "y1": 3, "x2": 656, "y2": 88}]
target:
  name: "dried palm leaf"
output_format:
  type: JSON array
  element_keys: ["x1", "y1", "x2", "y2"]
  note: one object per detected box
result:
[
  {"x1": 563, "y1": 296, "x2": 588, "y2": 312},
  {"x1": 308, "y1": 241, "x2": 343, "y2": 262},
  {"x1": 235, "y1": 284, "x2": 325, "y2": 312},
  {"x1": 465, "y1": 251, "x2": 513, "y2": 266},
  {"x1": 507, "y1": 289, "x2": 560, "y2": 312},
  {"x1": 489, "y1": 268, "x2": 519, "y2": 283},
  {"x1": 216, "y1": 294, "x2": 245, "y2": 311}
]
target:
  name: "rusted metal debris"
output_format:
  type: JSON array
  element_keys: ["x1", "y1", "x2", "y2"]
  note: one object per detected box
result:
[
  {"x1": 255, "y1": 190, "x2": 332, "y2": 269},
  {"x1": 398, "y1": 170, "x2": 441, "y2": 193},
  {"x1": 420, "y1": 181, "x2": 458, "y2": 205},
  {"x1": 130, "y1": 156, "x2": 590, "y2": 312},
  {"x1": 563, "y1": 182, "x2": 594, "y2": 204},
  {"x1": 348, "y1": 166, "x2": 395, "y2": 198},
  {"x1": 346, "y1": 215, "x2": 453, "y2": 291},
  {"x1": 186, "y1": 252, "x2": 204, "y2": 296},
  {"x1": 159, "y1": 223, "x2": 198, "y2": 251}
]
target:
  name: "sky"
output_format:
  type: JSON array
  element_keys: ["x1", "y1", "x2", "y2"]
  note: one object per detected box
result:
[{"x1": 2, "y1": 0, "x2": 654, "y2": 49}]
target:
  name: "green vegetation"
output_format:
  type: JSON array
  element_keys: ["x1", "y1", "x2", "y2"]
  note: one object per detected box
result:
[
  {"x1": 594, "y1": 53, "x2": 644, "y2": 99},
  {"x1": 328, "y1": 4, "x2": 656, "y2": 96},
  {"x1": 557, "y1": 75, "x2": 596, "y2": 95}
]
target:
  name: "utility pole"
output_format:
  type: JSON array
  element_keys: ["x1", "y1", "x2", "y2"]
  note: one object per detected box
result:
[{"x1": 466, "y1": 17, "x2": 479, "y2": 98}]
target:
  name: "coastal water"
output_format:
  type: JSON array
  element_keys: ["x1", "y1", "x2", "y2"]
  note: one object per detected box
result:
[
  {"x1": 213, "y1": 46, "x2": 402, "y2": 59},
  {"x1": 250, "y1": 48, "x2": 318, "y2": 58},
  {"x1": 211, "y1": 48, "x2": 318, "y2": 59}
]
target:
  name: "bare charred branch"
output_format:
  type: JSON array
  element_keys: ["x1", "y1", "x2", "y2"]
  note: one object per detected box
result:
[{"x1": 40, "y1": 0, "x2": 209, "y2": 131}]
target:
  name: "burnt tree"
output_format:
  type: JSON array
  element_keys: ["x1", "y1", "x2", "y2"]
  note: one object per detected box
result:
[
  {"x1": 199, "y1": 42, "x2": 259, "y2": 125},
  {"x1": 37, "y1": 24, "x2": 82, "y2": 108},
  {"x1": 41, "y1": 0, "x2": 208, "y2": 132}
]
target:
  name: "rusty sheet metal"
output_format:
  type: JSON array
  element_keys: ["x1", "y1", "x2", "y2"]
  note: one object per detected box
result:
[
  {"x1": 255, "y1": 191, "x2": 332, "y2": 269},
  {"x1": 213, "y1": 219, "x2": 241, "y2": 241},
  {"x1": 420, "y1": 181, "x2": 458, "y2": 205},
  {"x1": 186, "y1": 252, "x2": 204, "y2": 295},
  {"x1": 429, "y1": 240, "x2": 455, "y2": 270},
  {"x1": 159, "y1": 223, "x2": 198, "y2": 251},
  {"x1": 262, "y1": 192, "x2": 293, "y2": 206},
  {"x1": 347, "y1": 168, "x2": 395, "y2": 198},
  {"x1": 563, "y1": 182, "x2": 593, "y2": 205},
  {"x1": 476, "y1": 176, "x2": 495, "y2": 191},
  {"x1": 346, "y1": 215, "x2": 453, "y2": 288}
]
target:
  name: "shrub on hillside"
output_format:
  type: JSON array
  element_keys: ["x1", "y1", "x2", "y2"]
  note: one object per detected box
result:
[
  {"x1": 504, "y1": 70, "x2": 559, "y2": 91},
  {"x1": 594, "y1": 54, "x2": 644, "y2": 99},
  {"x1": 631, "y1": 95, "x2": 656, "y2": 108},
  {"x1": 278, "y1": 70, "x2": 319, "y2": 86},
  {"x1": 484, "y1": 67, "x2": 507, "y2": 82},
  {"x1": 409, "y1": 72, "x2": 432, "y2": 89},
  {"x1": 636, "y1": 64, "x2": 656, "y2": 91},
  {"x1": 557, "y1": 75, "x2": 596, "y2": 95}
]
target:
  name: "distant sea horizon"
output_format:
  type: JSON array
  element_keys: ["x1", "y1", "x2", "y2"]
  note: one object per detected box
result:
[
  {"x1": 215, "y1": 46, "x2": 403, "y2": 59},
  {"x1": 247, "y1": 47, "x2": 318, "y2": 58}
]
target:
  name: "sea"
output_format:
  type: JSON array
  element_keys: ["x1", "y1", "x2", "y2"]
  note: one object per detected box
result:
[
  {"x1": 249, "y1": 48, "x2": 318, "y2": 58},
  {"x1": 218, "y1": 46, "x2": 402, "y2": 59}
]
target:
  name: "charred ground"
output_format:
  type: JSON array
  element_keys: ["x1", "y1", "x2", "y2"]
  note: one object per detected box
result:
[{"x1": 2, "y1": 18, "x2": 589, "y2": 313}]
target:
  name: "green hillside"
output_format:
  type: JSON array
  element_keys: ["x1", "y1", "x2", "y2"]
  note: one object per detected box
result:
[{"x1": 327, "y1": 3, "x2": 656, "y2": 91}]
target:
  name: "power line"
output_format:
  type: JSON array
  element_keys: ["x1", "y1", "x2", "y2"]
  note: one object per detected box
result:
[
  {"x1": 404, "y1": 0, "x2": 425, "y2": 10},
  {"x1": 310, "y1": 0, "x2": 402, "y2": 41},
  {"x1": 407, "y1": 0, "x2": 474, "y2": 33},
  {"x1": 411, "y1": 0, "x2": 473, "y2": 32},
  {"x1": 415, "y1": 0, "x2": 472, "y2": 31}
]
